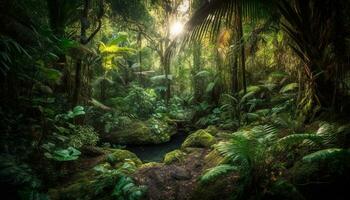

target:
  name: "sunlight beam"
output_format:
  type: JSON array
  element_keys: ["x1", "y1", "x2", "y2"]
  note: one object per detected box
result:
[{"x1": 170, "y1": 21, "x2": 184, "y2": 37}]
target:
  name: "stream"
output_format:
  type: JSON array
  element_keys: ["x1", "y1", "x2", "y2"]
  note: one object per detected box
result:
[{"x1": 126, "y1": 132, "x2": 188, "y2": 162}]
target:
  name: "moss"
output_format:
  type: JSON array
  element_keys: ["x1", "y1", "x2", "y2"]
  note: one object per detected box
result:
[
  {"x1": 106, "y1": 149, "x2": 142, "y2": 167},
  {"x1": 181, "y1": 130, "x2": 216, "y2": 148},
  {"x1": 140, "y1": 162, "x2": 163, "y2": 169},
  {"x1": 204, "y1": 125, "x2": 219, "y2": 136},
  {"x1": 163, "y1": 150, "x2": 186, "y2": 164}
]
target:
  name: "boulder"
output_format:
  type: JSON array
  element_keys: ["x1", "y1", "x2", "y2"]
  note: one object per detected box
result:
[
  {"x1": 105, "y1": 149, "x2": 142, "y2": 167},
  {"x1": 163, "y1": 149, "x2": 186, "y2": 165},
  {"x1": 204, "y1": 125, "x2": 219, "y2": 136},
  {"x1": 181, "y1": 130, "x2": 216, "y2": 148}
]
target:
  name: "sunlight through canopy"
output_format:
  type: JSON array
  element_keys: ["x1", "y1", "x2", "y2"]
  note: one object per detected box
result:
[{"x1": 170, "y1": 21, "x2": 184, "y2": 37}]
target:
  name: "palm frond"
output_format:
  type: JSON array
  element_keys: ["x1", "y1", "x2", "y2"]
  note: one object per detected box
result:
[{"x1": 165, "y1": 0, "x2": 276, "y2": 64}]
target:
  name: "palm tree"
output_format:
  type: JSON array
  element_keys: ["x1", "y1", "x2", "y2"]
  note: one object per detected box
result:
[{"x1": 166, "y1": 0, "x2": 273, "y2": 96}]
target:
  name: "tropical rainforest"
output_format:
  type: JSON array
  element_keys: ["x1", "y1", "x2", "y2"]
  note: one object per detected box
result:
[{"x1": 1, "y1": 0, "x2": 350, "y2": 199}]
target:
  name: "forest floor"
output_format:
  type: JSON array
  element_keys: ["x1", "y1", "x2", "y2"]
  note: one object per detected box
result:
[{"x1": 134, "y1": 148, "x2": 209, "y2": 200}]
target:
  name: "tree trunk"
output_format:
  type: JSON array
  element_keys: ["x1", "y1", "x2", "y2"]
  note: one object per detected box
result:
[
  {"x1": 236, "y1": 0, "x2": 246, "y2": 94},
  {"x1": 138, "y1": 31, "x2": 143, "y2": 86},
  {"x1": 193, "y1": 41, "x2": 202, "y2": 103},
  {"x1": 72, "y1": 59, "x2": 82, "y2": 107}
]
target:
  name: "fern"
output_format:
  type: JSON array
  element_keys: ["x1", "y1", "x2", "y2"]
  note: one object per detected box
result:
[
  {"x1": 200, "y1": 164, "x2": 238, "y2": 184},
  {"x1": 302, "y1": 148, "x2": 350, "y2": 163},
  {"x1": 278, "y1": 133, "x2": 322, "y2": 148},
  {"x1": 315, "y1": 122, "x2": 350, "y2": 147}
]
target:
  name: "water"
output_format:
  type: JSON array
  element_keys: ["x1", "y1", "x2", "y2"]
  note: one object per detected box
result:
[{"x1": 126, "y1": 132, "x2": 188, "y2": 162}]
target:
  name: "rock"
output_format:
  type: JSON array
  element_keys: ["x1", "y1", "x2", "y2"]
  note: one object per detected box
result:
[
  {"x1": 170, "y1": 167, "x2": 191, "y2": 180},
  {"x1": 204, "y1": 125, "x2": 219, "y2": 136},
  {"x1": 140, "y1": 162, "x2": 163, "y2": 169},
  {"x1": 104, "y1": 118, "x2": 175, "y2": 145},
  {"x1": 105, "y1": 149, "x2": 142, "y2": 167},
  {"x1": 163, "y1": 150, "x2": 186, "y2": 165},
  {"x1": 181, "y1": 130, "x2": 216, "y2": 148}
]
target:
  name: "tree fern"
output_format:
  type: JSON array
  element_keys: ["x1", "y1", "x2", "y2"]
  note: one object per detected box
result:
[{"x1": 200, "y1": 164, "x2": 238, "y2": 184}]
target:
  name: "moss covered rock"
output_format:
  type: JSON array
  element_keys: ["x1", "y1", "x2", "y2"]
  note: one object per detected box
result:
[
  {"x1": 204, "y1": 125, "x2": 219, "y2": 136},
  {"x1": 163, "y1": 150, "x2": 186, "y2": 164},
  {"x1": 106, "y1": 149, "x2": 142, "y2": 167},
  {"x1": 181, "y1": 130, "x2": 216, "y2": 148},
  {"x1": 104, "y1": 118, "x2": 175, "y2": 145},
  {"x1": 140, "y1": 162, "x2": 163, "y2": 169}
]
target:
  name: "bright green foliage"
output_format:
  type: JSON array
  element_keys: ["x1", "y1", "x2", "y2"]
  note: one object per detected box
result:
[
  {"x1": 216, "y1": 125, "x2": 278, "y2": 172},
  {"x1": 68, "y1": 126, "x2": 100, "y2": 148}
]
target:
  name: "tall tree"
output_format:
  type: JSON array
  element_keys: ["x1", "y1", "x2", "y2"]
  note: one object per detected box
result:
[{"x1": 72, "y1": 0, "x2": 104, "y2": 107}]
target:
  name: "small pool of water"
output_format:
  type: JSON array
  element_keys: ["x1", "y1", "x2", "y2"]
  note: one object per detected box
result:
[{"x1": 126, "y1": 132, "x2": 188, "y2": 162}]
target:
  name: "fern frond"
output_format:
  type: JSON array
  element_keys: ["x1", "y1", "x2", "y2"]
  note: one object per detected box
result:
[
  {"x1": 200, "y1": 164, "x2": 238, "y2": 184},
  {"x1": 278, "y1": 133, "x2": 322, "y2": 148},
  {"x1": 251, "y1": 124, "x2": 278, "y2": 137},
  {"x1": 216, "y1": 135, "x2": 255, "y2": 168},
  {"x1": 302, "y1": 148, "x2": 350, "y2": 163}
]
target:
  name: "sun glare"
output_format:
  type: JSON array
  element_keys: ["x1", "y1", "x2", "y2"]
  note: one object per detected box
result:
[{"x1": 170, "y1": 21, "x2": 184, "y2": 37}]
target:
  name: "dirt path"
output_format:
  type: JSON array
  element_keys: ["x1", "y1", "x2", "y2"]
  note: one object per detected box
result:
[{"x1": 134, "y1": 148, "x2": 209, "y2": 200}]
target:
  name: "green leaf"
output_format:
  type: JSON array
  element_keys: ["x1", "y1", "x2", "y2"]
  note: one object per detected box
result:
[
  {"x1": 195, "y1": 70, "x2": 210, "y2": 77},
  {"x1": 206, "y1": 82, "x2": 216, "y2": 93},
  {"x1": 280, "y1": 83, "x2": 298, "y2": 93}
]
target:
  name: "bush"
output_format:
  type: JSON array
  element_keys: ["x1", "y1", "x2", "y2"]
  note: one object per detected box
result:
[{"x1": 68, "y1": 126, "x2": 99, "y2": 148}]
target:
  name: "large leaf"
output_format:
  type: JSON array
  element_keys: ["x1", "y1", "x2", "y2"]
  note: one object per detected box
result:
[{"x1": 280, "y1": 83, "x2": 298, "y2": 93}]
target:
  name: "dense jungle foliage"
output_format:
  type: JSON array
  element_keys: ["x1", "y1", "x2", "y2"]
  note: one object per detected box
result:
[{"x1": 1, "y1": 0, "x2": 350, "y2": 199}]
